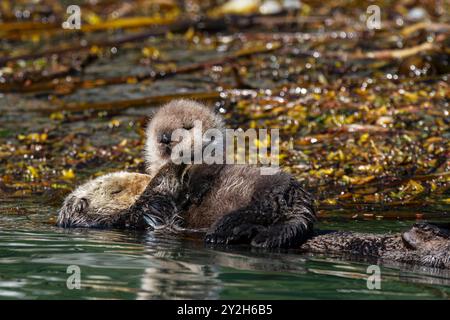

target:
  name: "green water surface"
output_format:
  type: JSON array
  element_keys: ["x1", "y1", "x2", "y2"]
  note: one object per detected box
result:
[{"x1": 0, "y1": 199, "x2": 449, "y2": 300}]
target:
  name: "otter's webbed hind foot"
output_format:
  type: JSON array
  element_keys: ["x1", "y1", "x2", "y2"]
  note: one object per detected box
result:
[
  {"x1": 205, "y1": 212, "x2": 313, "y2": 248},
  {"x1": 205, "y1": 216, "x2": 313, "y2": 248},
  {"x1": 204, "y1": 206, "x2": 267, "y2": 245},
  {"x1": 205, "y1": 218, "x2": 266, "y2": 245},
  {"x1": 205, "y1": 199, "x2": 314, "y2": 248},
  {"x1": 205, "y1": 177, "x2": 315, "y2": 248},
  {"x1": 251, "y1": 217, "x2": 313, "y2": 248}
]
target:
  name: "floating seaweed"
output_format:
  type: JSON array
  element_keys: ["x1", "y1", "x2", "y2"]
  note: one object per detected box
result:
[{"x1": 0, "y1": 0, "x2": 448, "y2": 221}]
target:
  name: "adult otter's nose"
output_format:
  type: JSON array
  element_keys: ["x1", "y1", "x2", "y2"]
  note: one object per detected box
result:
[{"x1": 160, "y1": 133, "x2": 171, "y2": 144}]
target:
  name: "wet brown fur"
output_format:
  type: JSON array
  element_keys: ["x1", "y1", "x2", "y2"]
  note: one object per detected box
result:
[{"x1": 57, "y1": 100, "x2": 316, "y2": 248}]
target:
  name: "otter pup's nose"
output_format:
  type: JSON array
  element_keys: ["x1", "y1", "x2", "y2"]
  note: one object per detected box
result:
[{"x1": 160, "y1": 133, "x2": 171, "y2": 144}]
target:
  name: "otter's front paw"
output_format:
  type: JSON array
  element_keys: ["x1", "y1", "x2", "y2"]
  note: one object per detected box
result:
[
  {"x1": 205, "y1": 224, "x2": 265, "y2": 245},
  {"x1": 69, "y1": 196, "x2": 89, "y2": 214},
  {"x1": 57, "y1": 196, "x2": 89, "y2": 227},
  {"x1": 251, "y1": 230, "x2": 286, "y2": 248}
]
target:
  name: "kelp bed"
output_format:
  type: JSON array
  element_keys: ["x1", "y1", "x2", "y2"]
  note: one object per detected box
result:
[{"x1": 0, "y1": 0, "x2": 449, "y2": 222}]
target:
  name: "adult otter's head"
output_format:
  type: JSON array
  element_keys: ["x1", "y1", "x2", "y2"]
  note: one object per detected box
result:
[
  {"x1": 145, "y1": 99, "x2": 224, "y2": 176},
  {"x1": 402, "y1": 222, "x2": 450, "y2": 250},
  {"x1": 57, "y1": 172, "x2": 151, "y2": 228},
  {"x1": 401, "y1": 222, "x2": 450, "y2": 268}
]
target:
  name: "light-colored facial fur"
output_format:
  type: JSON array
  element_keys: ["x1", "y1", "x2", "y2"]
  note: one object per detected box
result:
[
  {"x1": 57, "y1": 172, "x2": 151, "y2": 227},
  {"x1": 145, "y1": 99, "x2": 224, "y2": 176}
]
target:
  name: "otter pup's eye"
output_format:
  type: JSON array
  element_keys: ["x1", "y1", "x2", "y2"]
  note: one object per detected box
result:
[{"x1": 160, "y1": 132, "x2": 171, "y2": 144}]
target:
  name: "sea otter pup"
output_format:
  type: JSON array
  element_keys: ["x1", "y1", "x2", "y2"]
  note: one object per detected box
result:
[
  {"x1": 143, "y1": 100, "x2": 316, "y2": 247},
  {"x1": 58, "y1": 99, "x2": 316, "y2": 248}
]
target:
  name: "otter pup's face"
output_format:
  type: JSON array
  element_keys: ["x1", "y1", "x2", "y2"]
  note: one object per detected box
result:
[{"x1": 145, "y1": 99, "x2": 224, "y2": 175}]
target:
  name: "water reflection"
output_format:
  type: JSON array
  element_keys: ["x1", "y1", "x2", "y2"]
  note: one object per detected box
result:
[
  {"x1": 0, "y1": 203, "x2": 449, "y2": 299},
  {"x1": 135, "y1": 232, "x2": 311, "y2": 299}
]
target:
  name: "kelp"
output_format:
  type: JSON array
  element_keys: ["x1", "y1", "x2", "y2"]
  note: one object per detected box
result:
[
  {"x1": 40, "y1": 91, "x2": 222, "y2": 113},
  {"x1": 0, "y1": 0, "x2": 449, "y2": 219},
  {"x1": 0, "y1": 42, "x2": 281, "y2": 94}
]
